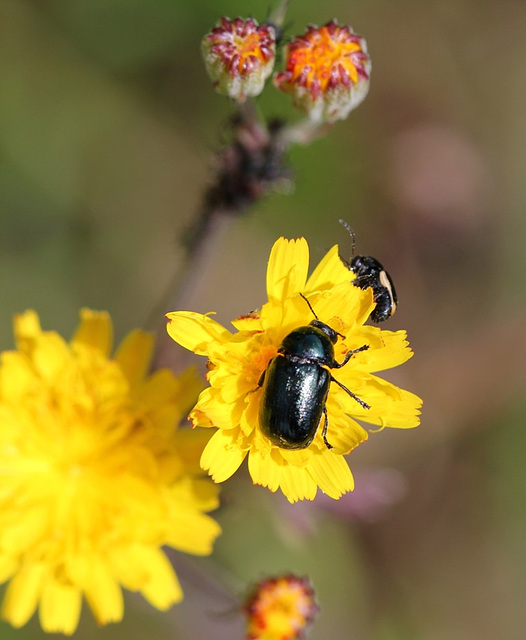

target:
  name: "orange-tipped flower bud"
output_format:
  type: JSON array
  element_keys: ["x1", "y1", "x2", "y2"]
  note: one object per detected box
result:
[
  {"x1": 274, "y1": 20, "x2": 371, "y2": 123},
  {"x1": 202, "y1": 17, "x2": 276, "y2": 102},
  {"x1": 244, "y1": 575, "x2": 319, "y2": 640}
]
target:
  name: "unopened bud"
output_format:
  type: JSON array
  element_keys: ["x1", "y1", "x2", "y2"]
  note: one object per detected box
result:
[
  {"x1": 274, "y1": 20, "x2": 371, "y2": 123},
  {"x1": 244, "y1": 574, "x2": 319, "y2": 640},
  {"x1": 202, "y1": 17, "x2": 276, "y2": 102}
]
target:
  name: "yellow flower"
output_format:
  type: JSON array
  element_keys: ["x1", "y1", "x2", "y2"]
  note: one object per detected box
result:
[
  {"x1": 0, "y1": 310, "x2": 221, "y2": 634},
  {"x1": 274, "y1": 20, "x2": 371, "y2": 122},
  {"x1": 202, "y1": 17, "x2": 276, "y2": 101},
  {"x1": 166, "y1": 238, "x2": 422, "y2": 503},
  {"x1": 244, "y1": 574, "x2": 318, "y2": 640}
]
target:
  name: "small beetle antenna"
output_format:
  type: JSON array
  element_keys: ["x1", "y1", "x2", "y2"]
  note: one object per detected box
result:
[
  {"x1": 299, "y1": 292, "x2": 319, "y2": 319},
  {"x1": 339, "y1": 219, "x2": 356, "y2": 258}
]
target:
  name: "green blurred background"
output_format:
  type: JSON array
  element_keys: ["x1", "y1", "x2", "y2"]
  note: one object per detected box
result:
[{"x1": 1, "y1": 1, "x2": 526, "y2": 638}]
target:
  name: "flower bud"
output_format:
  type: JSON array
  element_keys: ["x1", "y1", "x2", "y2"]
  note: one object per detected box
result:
[
  {"x1": 244, "y1": 574, "x2": 319, "y2": 640},
  {"x1": 274, "y1": 20, "x2": 371, "y2": 123},
  {"x1": 202, "y1": 17, "x2": 276, "y2": 102}
]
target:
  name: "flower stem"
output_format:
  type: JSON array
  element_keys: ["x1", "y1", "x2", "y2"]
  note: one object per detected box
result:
[
  {"x1": 278, "y1": 117, "x2": 334, "y2": 146},
  {"x1": 268, "y1": 0, "x2": 292, "y2": 29}
]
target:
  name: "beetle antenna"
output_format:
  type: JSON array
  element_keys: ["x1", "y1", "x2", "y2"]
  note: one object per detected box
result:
[
  {"x1": 299, "y1": 293, "x2": 319, "y2": 320},
  {"x1": 300, "y1": 293, "x2": 347, "y2": 340},
  {"x1": 339, "y1": 219, "x2": 356, "y2": 257}
]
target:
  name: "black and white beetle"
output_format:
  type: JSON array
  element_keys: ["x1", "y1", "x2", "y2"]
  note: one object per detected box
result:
[
  {"x1": 258, "y1": 294, "x2": 370, "y2": 450},
  {"x1": 339, "y1": 219, "x2": 398, "y2": 323}
]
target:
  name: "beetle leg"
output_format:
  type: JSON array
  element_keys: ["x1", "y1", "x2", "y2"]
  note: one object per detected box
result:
[
  {"x1": 321, "y1": 406, "x2": 333, "y2": 449},
  {"x1": 257, "y1": 369, "x2": 266, "y2": 388},
  {"x1": 333, "y1": 343, "x2": 369, "y2": 368},
  {"x1": 330, "y1": 375, "x2": 370, "y2": 409},
  {"x1": 248, "y1": 369, "x2": 267, "y2": 395},
  {"x1": 350, "y1": 274, "x2": 372, "y2": 289}
]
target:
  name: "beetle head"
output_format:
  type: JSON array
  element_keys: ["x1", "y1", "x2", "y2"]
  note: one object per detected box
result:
[{"x1": 310, "y1": 319, "x2": 342, "y2": 345}]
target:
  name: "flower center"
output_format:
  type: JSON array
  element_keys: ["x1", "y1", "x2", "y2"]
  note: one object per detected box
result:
[
  {"x1": 207, "y1": 18, "x2": 275, "y2": 76},
  {"x1": 245, "y1": 576, "x2": 318, "y2": 640},
  {"x1": 232, "y1": 32, "x2": 268, "y2": 70},
  {"x1": 288, "y1": 25, "x2": 362, "y2": 92}
]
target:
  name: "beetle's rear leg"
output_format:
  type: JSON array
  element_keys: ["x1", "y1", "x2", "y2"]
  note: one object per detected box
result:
[{"x1": 321, "y1": 406, "x2": 333, "y2": 449}]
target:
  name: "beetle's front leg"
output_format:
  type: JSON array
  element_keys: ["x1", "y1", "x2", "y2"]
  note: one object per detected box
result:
[
  {"x1": 330, "y1": 375, "x2": 370, "y2": 409},
  {"x1": 257, "y1": 369, "x2": 266, "y2": 388},
  {"x1": 333, "y1": 343, "x2": 369, "y2": 368}
]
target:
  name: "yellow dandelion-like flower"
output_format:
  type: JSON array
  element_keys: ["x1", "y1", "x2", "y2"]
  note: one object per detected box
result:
[
  {"x1": 166, "y1": 237, "x2": 422, "y2": 503},
  {"x1": 244, "y1": 574, "x2": 319, "y2": 640},
  {"x1": 0, "y1": 310, "x2": 221, "y2": 635},
  {"x1": 274, "y1": 20, "x2": 371, "y2": 123}
]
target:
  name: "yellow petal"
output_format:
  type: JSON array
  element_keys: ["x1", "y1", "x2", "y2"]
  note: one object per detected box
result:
[
  {"x1": 240, "y1": 392, "x2": 260, "y2": 437},
  {"x1": 355, "y1": 375, "x2": 422, "y2": 429},
  {"x1": 114, "y1": 329, "x2": 154, "y2": 385},
  {"x1": 200, "y1": 429, "x2": 247, "y2": 482},
  {"x1": 138, "y1": 366, "x2": 203, "y2": 422},
  {"x1": 280, "y1": 464, "x2": 318, "y2": 503},
  {"x1": 172, "y1": 431, "x2": 216, "y2": 473},
  {"x1": 134, "y1": 368, "x2": 179, "y2": 406},
  {"x1": 40, "y1": 580, "x2": 82, "y2": 635},
  {"x1": 280, "y1": 447, "x2": 311, "y2": 466},
  {"x1": 1, "y1": 563, "x2": 45, "y2": 628},
  {"x1": 190, "y1": 389, "x2": 216, "y2": 427},
  {"x1": 13, "y1": 310, "x2": 42, "y2": 354},
  {"x1": 349, "y1": 328, "x2": 414, "y2": 373},
  {"x1": 341, "y1": 285, "x2": 375, "y2": 329},
  {"x1": 171, "y1": 366, "x2": 206, "y2": 411},
  {"x1": 2, "y1": 503, "x2": 50, "y2": 553},
  {"x1": 307, "y1": 451, "x2": 354, "y2": 499},
  {"x1": 111, "y1": 546, "x2": 182, "y2": 609},
  {"x1": 192, "y1": 388, "x2": 234, "y2": 428},
  {"x1": 171, "y1": 476, "x2": 221, "y2": 512},
  {"x1": 71, "y1": 309, "x2": 113, "y2": 357},
  {"x1": 0, "y1": 555, "x2": 17, "y2": 583},
  {"x1": 231, "y1": 311, "x2": 263, "y2": 332},
  {"x1": 83, "y1": 560, "x2": 123, "y2": 625},
  {"x1": 214, "y1": 367, "x2": 251, "y2": 404},
  {"x1": 167, "y1": 508, "x2": 221, "y2": 555},
  {"x1": 323, "y1": 399, "x2": 369, "y2": 453},
  {"x1": 26, "y1": 333, "x2": 71, "y2": 382},
  {"x1": 313, "y1": 283, "x2": 374, "y2": 330},
  {"x1": 139, "y1": 549, "x2": 183, "y2": 609},
  {"x1": 266, "y1": 237, "x2": 309, "y2": 302},
  {"x1": 248, "y1": 446, "x2": 283, "y2": 492},
  {"x1": 110, "y1": 544, "x2": 157, "y2": 590},
  {"x1": 166, "y1": 311, "x2": 231, "y2": 355},
  {"x1": 306, "y1": 244, "x2": 351, "y2": 291},
  {"x1": 0, "y1": 352, "x2": 36, "y2": 400}
]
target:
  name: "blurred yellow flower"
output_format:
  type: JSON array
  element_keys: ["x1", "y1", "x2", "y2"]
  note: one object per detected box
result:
[
  {"x1": 274, "y1": 20, "x2": 371, "y2": 122},
  {"x1": 244, "y1": 574, "x2": 318, "y2": 640},
  {"x1": 0, "y1": 310, "x2": 221, "y2": 634},
  {"x1": 166, "y1": 237, "x2": 422, "y2": 503}
]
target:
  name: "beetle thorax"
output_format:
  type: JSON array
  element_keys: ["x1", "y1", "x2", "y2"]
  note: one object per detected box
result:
[{"x1": 278, "y1": 326, "x2": 334, "y2": 365}]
